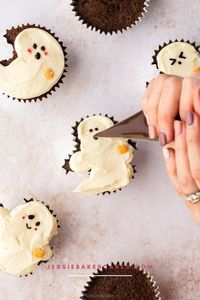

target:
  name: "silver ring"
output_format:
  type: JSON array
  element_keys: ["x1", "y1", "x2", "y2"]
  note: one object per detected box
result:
[{"x1": 186, "y1": 191, "x2": 200, "y2": 204}]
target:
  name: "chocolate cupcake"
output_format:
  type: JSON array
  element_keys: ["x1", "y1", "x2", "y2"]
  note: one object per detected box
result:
[
  {"x1": 0, "y1": 24, "x2": 67, "y2": 102},
  {"x1": 152, "y1": 40, "x2": 200, "y2": 77},
  {"x1": 63, "y1": 115, "x2": 136, "y2": 195},
  {"x1": 0, "y1": 198, "x2": 59, "y2": 276},
  {"x1": 71, "y1": 0, "x2": 150, "y2": 34},
  {"x1": 81, "y1": 262, "x2": 161, "y2": 299}
]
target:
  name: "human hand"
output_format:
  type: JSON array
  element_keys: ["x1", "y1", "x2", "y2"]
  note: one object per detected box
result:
[
  {"x1": 142, "y1": 72, "x2": 200, "y2": 145},
  {"x1": 163, "y1": 113, "x2": 200, "y2": 226}
]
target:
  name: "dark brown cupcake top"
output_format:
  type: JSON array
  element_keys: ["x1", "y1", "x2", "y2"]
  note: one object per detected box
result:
[
  {"x1": 81, "y1": 263, "x2": 160, "y2": 300},
  {"x1": 72, "y1": 0, "x2": 147, "y2": 34}
]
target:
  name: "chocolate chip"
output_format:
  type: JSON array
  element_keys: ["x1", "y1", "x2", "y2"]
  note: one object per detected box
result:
[
  {"x1": 41, "y1": 46, "x2": 45, "y2": 51},
  {"x1": 35, "y1": 52, "x2": 41, "y2": 60},
  {"x1": 28, "y1": 215, "x2": 35, "y2": 220},
  {"x1": 35, "y1": 221, "x2": 40, "y2": 226},
  {"x1": 33, "y1": 43, "x2": 37, "y2": 49},
  {"x1": 95, "y1": 128, "x2": 99, "y2": 131},
  {"x1": 89, "y1": 129, "x2": 93, "y2": 132}
]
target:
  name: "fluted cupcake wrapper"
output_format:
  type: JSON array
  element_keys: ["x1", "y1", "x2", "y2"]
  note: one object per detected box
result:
[
  {"x1": 81, "y1": 262, "x2": 161, "y2": 300},
  {"x1": 151, "y1": 39, "x2": 200, "y2": 72},
  {"x1": 0, "y1": 24, "x2": 68, "y2": 103},
  {"x1": 62, "y1": 114, "x2": 137, "y2": 195},
  {"x1": 71, "y1": 0, "x2": 151, "y2": 35}
]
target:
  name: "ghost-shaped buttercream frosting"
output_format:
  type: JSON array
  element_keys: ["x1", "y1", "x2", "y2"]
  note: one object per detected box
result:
[
  {"x1": 0, "y1": 27, "x2": 65, "y2": 100},
  {"x1": 156, "y1": 42, "x2": 200, "y2": 77},
  {"x1": 69, "y1": 116, "x2": 135, "y2": 195},
  {"x1": 0, "y1": 200, "x2": 57, "y2": 276}
]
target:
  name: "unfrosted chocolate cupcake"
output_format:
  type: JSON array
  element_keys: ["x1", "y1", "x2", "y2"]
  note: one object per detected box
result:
[
  {"x1": 0, "y1": 24, "x2": 67, "y2": 102},
  {"x1": 81, "y1": 262, "x2": 161, "y2": 300},
  {"x1": 71, "y1": 0, "x2": 150, "y2": 34}
]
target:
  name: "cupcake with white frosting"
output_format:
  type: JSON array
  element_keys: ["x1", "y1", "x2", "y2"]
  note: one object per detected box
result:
[
  {"x1": 0, "y1": 24, "x2": 67, "y2": 102},
  {"x1": 0, "y1": 198, "x2": 58, "y2": 276},
  {"x1": 152, "y1": 40, "x2": 200, "y2": 77},
  {"x1": 63, "y1": 115, "x2": 136, "y2": 195}
]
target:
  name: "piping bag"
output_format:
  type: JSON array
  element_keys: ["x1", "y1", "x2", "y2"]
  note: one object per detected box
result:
[
  {"x1": 95, "y1": 110, "x2": 152, "y2": 141},
  {"x1": 95, "y1": 110, "x2": 180, "y2": 142},
  {"x1": 95, "y1": 69, "x2": 200, "y2": 142}
]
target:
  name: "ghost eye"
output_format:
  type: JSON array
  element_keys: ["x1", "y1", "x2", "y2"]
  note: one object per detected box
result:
[
  {"x1": 89, "y1": 129, "x2": 93, "y2": 132},
  {"x1": 28, "y1": 215, "x2": 35, "y2": 220},
  {"x1": 95, "y1": 128, "x2": 99, "y2": 131},
  {"x1": 33, "y1": 43, "x2": 37, "y2": 49},
  {"x1": 179, "y1": 51, "x2": 186, "y2": 59},
  {"x1": 35, "y1": 221, "x2": 40, "y2": 226},
  {"x1": 41, "y1": 46, "x2": 45, "y2": 51},
  {"x1": 169, "y1": 58, "x2": 176, "y2": 65}
]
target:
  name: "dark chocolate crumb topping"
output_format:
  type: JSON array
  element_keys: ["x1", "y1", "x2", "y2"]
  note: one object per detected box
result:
[
  {"x1": 72, "y1": 0, "x2": 146, "y2": 33},
  {"x1": 81, "y1": 263, "x2": 159, "y2": 300}
]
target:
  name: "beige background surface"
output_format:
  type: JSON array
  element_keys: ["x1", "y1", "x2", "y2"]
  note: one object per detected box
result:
[{"x1": 0, "y1": 0, "x2": 199, "y2": 299}]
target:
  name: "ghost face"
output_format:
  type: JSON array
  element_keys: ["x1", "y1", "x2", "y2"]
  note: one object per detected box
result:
[
  {"x1": 157, "y1": 42, "x2": 200, "y2": 77},
  {"x1": 0, "y1": 28, "x2": 65, "y2": 99},
  {"x1": 78, "y1": 116, "x2": 114, "y2": 151},
  {"x1": 10, "y1": 201, "x2": 56, "y2": 242},
  {"x1": 15, "y1": 28, "x2": 59, "y2": 63}
]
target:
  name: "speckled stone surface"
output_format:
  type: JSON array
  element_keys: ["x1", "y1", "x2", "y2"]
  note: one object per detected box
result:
[{"x1": 0, "y1": 0, "x2": 200, "y2": 299}]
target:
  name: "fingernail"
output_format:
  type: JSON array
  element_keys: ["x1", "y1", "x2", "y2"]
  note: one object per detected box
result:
[
  {"x1": 149, "y1": 125, "x2": 157, "y2": 139},
  {"x1": 174, "y1": 121, "x2": 182, "y2": 135},
  {"x1": 163, "y1": 148, "x2": 170, "y2": 160},
  {"x1": 159, "y1": 132, "x2": 167, "y2": 146},
  {"x1": 186, "y1": 112, "x2": 194, "y2": 126}
]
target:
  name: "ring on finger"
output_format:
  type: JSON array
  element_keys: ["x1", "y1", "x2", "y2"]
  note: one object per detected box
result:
[{"x1": 185, "y1": 191, "x2": 200, "y2": 204}]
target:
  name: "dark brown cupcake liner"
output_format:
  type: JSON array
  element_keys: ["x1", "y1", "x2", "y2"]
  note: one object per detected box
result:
[
  {"x1": 81, "y1": 262, "x2": 161, "y2": 300},
  {"x1": 62, "y1": 114, "x2": 137, "y2": 195},
  {"x1": 0, "y1": 198, "x2": 59, "y2": 277},
  {"x1": 71, "y1": 0, "x2": 150, "y2": 35},
  {"x1": 151, "y1": 39, "x2": 200, "y2": 72},
  {"x1": 0, "y1": 24, "x2": 68, "y2": 103}
]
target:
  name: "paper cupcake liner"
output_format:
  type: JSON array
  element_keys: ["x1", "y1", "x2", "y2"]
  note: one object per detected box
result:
[
  {"x1": 81, "y1": 262, "x2": 161, "y2": 300},
  {"x1": 71, "y1": 0, "x2": 150, "y2": 35},
  {"x1": 62, "y1": 114, "x2": 137, "y2": 195},
  {"x1": 151, "y1": 39, "x2": 200, "y2": 71},
  {"x1": 0, "y1": 24, "x2": 68, "y2": 102}
]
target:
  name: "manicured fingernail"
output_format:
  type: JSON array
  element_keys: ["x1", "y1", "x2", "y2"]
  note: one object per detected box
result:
[
  {"x1": 149, "y1": 125, "x2": 157, "y2": 139},
  {"x1": 163, "y1": 148, "x2": 170, "y2": 160},
  {"x1": 186, "y1": 112, "x2": 194, "y2": 126},
  {"x1": 174, "y1": 121, "x2": 182, "y2": 135},
  {"x1": 159, "y1": 132, "x2": 167, "y2": 146}
]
